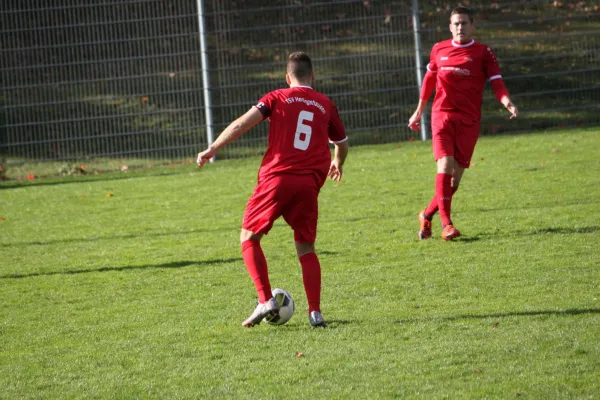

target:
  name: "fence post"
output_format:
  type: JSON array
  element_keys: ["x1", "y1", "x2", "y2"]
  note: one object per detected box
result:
[
  {"x1": 196, "y1": 0, "x2": 215, "y2": 161},
  {"x1": 411, "y1": 0, "x2": 428, "y2": 141}
]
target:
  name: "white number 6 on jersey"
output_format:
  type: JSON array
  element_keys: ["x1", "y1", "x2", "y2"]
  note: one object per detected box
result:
[{"x1": 294, "y1": 110, "x2": 314, "y2": 151}]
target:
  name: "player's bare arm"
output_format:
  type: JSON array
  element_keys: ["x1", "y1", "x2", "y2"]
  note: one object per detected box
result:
[
  {"x1": 409, "y1": 65, "x2": 436, "y2": 131},
  {"x1": 408, "y1": 99, "x2": 428, "y2": 131},
  {"x1": 328, "y1": 140, "x2": 349, "y2": 182},
  {"x1": 502, "y1": 97, "x2": 518, "y2": 119},
  {"x1": 197, "y1": 107, "x2": 263, "y2": 167}
]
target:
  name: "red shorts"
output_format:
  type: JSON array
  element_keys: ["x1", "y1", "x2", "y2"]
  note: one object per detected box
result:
[
  {"x1": 242, "y1": 174, "x2": 321, "y2": 243},
  {"x1": 431, "y1": 112, "x2": 480, "y2": 168}
]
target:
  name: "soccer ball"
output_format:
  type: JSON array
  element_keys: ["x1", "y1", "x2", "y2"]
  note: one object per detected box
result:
[{"x1": 264, "y1": 288, "x2": 295, "y2": 325}]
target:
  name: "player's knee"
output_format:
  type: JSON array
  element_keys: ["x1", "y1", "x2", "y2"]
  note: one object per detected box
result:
[
  {"x1": 437, "y1": 156, "x2": 455, "y2": 174},
  {"x1": 240, "y1": 229, "x2": 261, "y2": 243},
  {"x1": 295, "y1": 241, "x2": 315, "y2": 258}
]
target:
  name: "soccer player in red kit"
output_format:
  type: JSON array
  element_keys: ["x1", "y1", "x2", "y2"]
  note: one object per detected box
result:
[
  {"x1": 408, "y1": 7, "x2": 518, "y2": 241},
  {"x1": 197, "y1": 52, "x2": 349, "y2": 328}
]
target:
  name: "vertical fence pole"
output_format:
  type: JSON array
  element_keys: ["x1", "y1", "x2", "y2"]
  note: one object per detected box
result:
[
  {"x1": 196, "y1": 0, "x2": 215, "y2": 161},
  {"x1": 411, "y1": 0, "x2": 428, "y2": 141}
]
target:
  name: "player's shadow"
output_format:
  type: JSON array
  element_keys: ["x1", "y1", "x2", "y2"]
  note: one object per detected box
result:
[
  {"x1": 324, "y1": 319, "x2": 353, "y2": 328},
  {"x1": 526, "y1": 226, "x2": 600, "y2": 235},
  {"x1": 0, "y1": 258, "x2": 241, "y2": 279},
  {"x1": 394, "y1": 308, "x2": 600, "y2": 325},
  {"x1": 452, "y1": 237, "x2": 481, "y2": 243},
  {"x1": 457, "y1": 225, "x2": 599, "y2": 242}
]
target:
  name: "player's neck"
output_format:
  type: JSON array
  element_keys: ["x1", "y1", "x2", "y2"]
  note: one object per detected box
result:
[{"x1": 290, "y1": 83, "x2": 313, "y2": 89}]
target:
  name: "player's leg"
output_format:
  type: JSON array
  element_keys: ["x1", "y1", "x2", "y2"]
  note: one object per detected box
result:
[
  {"x1": 436, "y1": 155, "x2": 457, "y2": 228},
  {"x1": 240, "y1": 229, "x2": 280, "y2": 328},
  {"x1": 295, "y1": 241, "x2": 326, "y2": 328},
  {"x1": 240, "y1": 177, "x2": 288, "y2": 327},
  {"x1": 437, "y1": 156, "x2": 461, "y2": 240},
  {"x1": 420, "y1": 114, "x2": 458, "y2": 239},
  {"x1": 282, "y1": 176, "x2": 326, "y2": 327},
  {"x1": 439, "y1": 118, "x2": 479, "y2": 240}
]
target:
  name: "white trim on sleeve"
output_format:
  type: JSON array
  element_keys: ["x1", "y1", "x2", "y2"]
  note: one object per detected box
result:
[
  {"x1": 489, "y1": 75, "x2": 502, "y2": 81},
  {"x1": 329, "y1": 137, "x2": 349, "y2": 144},
  {"x1": 426, "y1": 64, "x2": 437, "y2": 73}
]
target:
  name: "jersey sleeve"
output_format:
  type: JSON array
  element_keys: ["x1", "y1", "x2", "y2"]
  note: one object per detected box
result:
[
  {"x1": 483, "y1": 46, "x2": 502, "y2": 81},
  {"x1": 254, "y1": 91, "x2": 278, "y2": 120},
  {"x1": 328, "y1": 105, "x2": 347, "y2": 144}
]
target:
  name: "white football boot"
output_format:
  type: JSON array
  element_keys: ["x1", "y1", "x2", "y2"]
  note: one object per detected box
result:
[{"x1": 242, "y1": 297, "x2": 279, "y2": 328}]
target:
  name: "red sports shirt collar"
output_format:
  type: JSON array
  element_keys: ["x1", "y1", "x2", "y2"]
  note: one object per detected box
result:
[{"x1": 452, "y1": 39, "x2": 475, "y2": 48}]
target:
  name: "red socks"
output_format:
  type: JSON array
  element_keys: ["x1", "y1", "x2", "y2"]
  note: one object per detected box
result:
[
  {"x1": 299, "y1": 252, "x2": 321, "y2": 313},
  {"x1": 436, "y1": 173, "x2": 454, "y2": 227},
  {"x1": 241, "y1": 240, "x2": 272, "y2": 303},
  {"x1": 424, "y1": 184, "x2": 458, "y2": 219},
  {"x1": 242, "y1": 240, "x2": 322, "y2": 313}
]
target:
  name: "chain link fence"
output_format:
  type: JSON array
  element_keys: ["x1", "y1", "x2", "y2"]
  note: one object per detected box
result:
[{"x1": 1, "y1": 0, "x2": 599, "y2": 174}]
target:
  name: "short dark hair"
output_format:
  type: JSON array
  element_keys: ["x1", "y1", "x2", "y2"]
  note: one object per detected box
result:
[
  {"x1": 450, "y1": 7, "x2": 474, "y2": 23},
  {"x1": 287, "y1": 52, "x2": 313, "y2": 79}
]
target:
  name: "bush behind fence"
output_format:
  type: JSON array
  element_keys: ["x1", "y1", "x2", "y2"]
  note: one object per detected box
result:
[{"x1": 1, "y1": 0, "x2": 599, "y2": 170}]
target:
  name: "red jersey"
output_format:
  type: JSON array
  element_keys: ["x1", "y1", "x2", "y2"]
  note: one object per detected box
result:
[
  {"x1": 426, "y1": 39, "x2": 503, "y2": 121},
  {"x1": 255, "y1": 86, "x2": 347, "y2": 185}
]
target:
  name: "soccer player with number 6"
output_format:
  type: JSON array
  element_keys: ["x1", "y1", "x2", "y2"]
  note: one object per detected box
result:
[
  {"x1": 408, "y1": 7, "x2": 519, "y2": 241},
  {"x1": 197, "y1": 52, "x2": 348, "y2": 328}
]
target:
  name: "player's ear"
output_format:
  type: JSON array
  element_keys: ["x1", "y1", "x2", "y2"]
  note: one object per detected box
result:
[{"x1": 286, "y1": 74, "x2": 291, "y2": 86}]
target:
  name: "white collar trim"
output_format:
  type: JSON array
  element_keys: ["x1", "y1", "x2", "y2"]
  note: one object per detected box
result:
[{"x1": 452, "y1": 39, "x2": 475, "y2": 48}]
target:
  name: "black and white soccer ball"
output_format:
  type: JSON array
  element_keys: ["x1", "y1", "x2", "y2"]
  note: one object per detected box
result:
[{"x1": 264, "y1": 288, "x2": 295, "y2": 325}]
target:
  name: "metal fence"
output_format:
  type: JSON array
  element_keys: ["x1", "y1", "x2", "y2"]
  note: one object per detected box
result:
[{"x1": 1, "y1": 0, "x2": 599, "y2": 172}]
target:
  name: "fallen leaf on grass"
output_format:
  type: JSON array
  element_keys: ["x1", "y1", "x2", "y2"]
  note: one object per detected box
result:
[
  {"x1": 0, "y1": 217, "x2": 5, "y2": 221},
  {"x1": 80, "y1": 195, "x2": 86, "y2": 198},
  {"x1": 106, "y1": 193, "x2": 113, "y2": 198},
  {"x1": 473, "y1": 369, "x2": 482, "y2": 374},
  {"x1": 26, "y1": 174, "x2": 36, "y2": 181},
  {"x1": 492, "y1": 321, "x2": 499, "y2": 328},
  {"x1": 551, "y1": 148, "x2": 558, "y2": 153},
  {"x1": 295, "y1": 352, "x2": 304, "y2": 358}
]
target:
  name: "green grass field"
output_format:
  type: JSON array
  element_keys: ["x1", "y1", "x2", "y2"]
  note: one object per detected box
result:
[{"x1": 1, "y1": 128, "x2": 599, "y2": 399}]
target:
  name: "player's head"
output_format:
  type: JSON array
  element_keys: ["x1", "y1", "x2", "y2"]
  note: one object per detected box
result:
[
  {"x1": 286, "y1": 52, "x2": 315, "y2": 87},
  {"x1": 449, "y1": 7, "x2": 475, "y2": 44}
]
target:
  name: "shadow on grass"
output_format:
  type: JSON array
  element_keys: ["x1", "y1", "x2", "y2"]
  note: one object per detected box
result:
[
  {"x1": 0, "y1": 258, "x2": 241, "y2": 279},
  {"x1": 2, "y1": 227, "x2": 239, "y2": 247},
  {"x1": 529, "y1": 226, "x2": 600, "y2": 235},
  {"x1": 0, "y1": 170, "x2": 194, "y2": 190},
  {"x1": 471, "y1": 225, "x2": 600, "y2": 241},
  {"x1": 394, "y1": 308, "x2": 600, "y2": 325}
]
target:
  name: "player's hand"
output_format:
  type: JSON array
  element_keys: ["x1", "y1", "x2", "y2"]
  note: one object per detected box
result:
[
  {"x1": 505, "y1": 101, "x2": 518, "y2": 119},
  {"x1": 196, "y1": 147, "x2": 216, "y2": 167},
  {"x1": 408, "y1": 110, "x2": 422, "y2": 131},
  {"x1": 328, "y1": 161, "x2": 343, "y2": 182}
]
